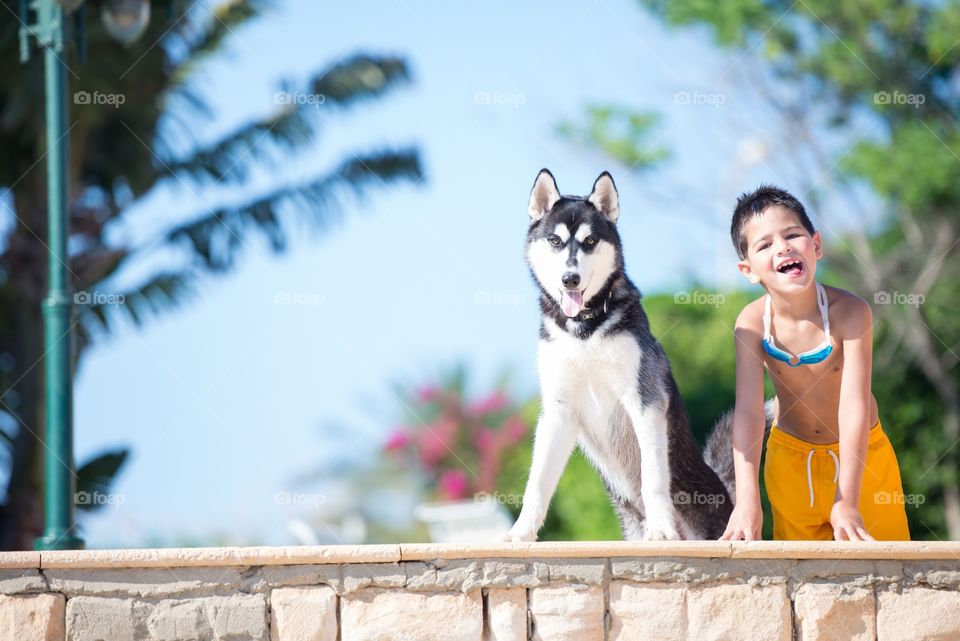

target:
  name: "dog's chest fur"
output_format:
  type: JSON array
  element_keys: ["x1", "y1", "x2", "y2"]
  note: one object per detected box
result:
[{"x1": 539, "y1": 316, "x2": 643, "y2": 496}]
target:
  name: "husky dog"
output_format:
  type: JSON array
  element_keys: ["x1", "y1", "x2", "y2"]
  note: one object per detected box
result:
[{"x1": 505, "y1": 169, "x2": 734, "y2": 541}]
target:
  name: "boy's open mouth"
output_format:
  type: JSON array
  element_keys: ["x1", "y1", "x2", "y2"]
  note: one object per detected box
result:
[{"x1": 776, "y1": 259, "x2": 804, "y2": 277}]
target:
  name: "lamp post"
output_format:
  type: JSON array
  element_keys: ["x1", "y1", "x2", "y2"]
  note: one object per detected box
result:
[{"x1": 19, "y1": 0, "x2": 150, "y2": 551}]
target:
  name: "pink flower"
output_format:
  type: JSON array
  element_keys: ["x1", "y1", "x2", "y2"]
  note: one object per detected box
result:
[
  {"x1": 469, "y1": 391, "x2": 507, "y2": 416},
  {"x1": 475, "y1": 428, "x2": 496, "y2": 452},
  {"x1": 418, "y1": 418, "x2": 458, "y2": 470},
  {"x1": 437, "y1": 469, "x2": 470, "y2": 500},
  {"x1": 384, "y1": 430, "x2": 411, "y2": 451},
  {"x1": 503, "y1": 417, "x2": 527, "y2": 443},
  {"x1": 416, "y1": 386, "x2": 442, "y2": 403}
]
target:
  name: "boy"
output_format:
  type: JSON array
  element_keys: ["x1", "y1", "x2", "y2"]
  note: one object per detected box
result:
[{"x1": 720, "y1": 185, "x2": 910, "y2": 541}]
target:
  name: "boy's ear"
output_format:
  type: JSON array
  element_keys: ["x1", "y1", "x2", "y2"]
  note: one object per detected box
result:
[
  {"x1": 813, "y1": 231, "x2": 823, "y2": 259},
  {"x1": 737, "y1": 259, "x2": 761, "y2": 284}
]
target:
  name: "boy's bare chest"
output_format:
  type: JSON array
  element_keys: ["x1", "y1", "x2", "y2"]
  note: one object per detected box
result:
[{"x1": 763, "y1": 337, "x2": 845, "y2": 437}]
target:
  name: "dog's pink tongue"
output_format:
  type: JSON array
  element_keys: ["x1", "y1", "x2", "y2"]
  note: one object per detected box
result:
[{"x1": 561, "y1": 290, "x2": 583, "y2": 317}]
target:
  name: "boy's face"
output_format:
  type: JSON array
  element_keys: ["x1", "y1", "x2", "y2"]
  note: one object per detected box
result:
[{"x1": 737, "y1": 205, "x2": 822, "y2": 293}]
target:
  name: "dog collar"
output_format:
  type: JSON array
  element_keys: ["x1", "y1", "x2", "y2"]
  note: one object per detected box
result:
[{"x1": 576, "y1": 290, "x2": 613, "y2": 321}]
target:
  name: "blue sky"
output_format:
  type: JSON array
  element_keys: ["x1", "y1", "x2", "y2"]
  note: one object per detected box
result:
[{"x1": 70, "y1": 0, "x2": 867, "y2": 547}]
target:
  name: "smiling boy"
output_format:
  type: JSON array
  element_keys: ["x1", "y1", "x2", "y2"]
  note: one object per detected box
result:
[{"x1": 720, "y1": 186, "x2": 910, "y2": 541}]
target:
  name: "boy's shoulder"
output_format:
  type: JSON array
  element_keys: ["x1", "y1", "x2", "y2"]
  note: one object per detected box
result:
[
  {"x1": 735, "y1": 295, "x2": 766, "y2": 331},
  {"x1": 824, "y1": 285, "x2": 872, "y2": 337}
]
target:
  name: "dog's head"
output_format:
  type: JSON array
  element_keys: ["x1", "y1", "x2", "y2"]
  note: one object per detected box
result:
[{"x1": 525, "y1": 169, "x2": 623, "y2": 318}]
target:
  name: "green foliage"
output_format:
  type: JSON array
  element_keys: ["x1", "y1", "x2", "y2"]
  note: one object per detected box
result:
[
  {"x1": 557, "y1": 106, "x2": 669, "y2": 171},
  {"x1": 842, "y1": 122, "x2": 960, "y2": 212},
  {"x1": 0, "y1": 1, "x2": 422, "y2": 548}
]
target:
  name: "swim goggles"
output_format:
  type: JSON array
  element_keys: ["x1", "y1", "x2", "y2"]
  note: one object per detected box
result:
[{"x1": 762, "y1": 282, "x2": 833, "y2": 367}]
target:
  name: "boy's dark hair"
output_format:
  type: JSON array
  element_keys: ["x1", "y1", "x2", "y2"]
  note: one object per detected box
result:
[{"x1": 731, "y1": 185, "x2": 815, "y2": 259}]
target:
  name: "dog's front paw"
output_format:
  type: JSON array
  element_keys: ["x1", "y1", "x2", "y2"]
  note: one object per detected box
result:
[
  {"x1": 642, "y1": 520, "x2": 681, "y2": 541},
  {"x1": 500, "y1": 526, "x2": 538, "y2": 543}
]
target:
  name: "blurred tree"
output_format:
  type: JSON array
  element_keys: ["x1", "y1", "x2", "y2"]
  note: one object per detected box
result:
[
  {"x1": 575, "y1": 0, "x2": 959, "y2": 538},
  {"x1": 0, "y1": 1, "x2": 422, "y2": 549},
  {"x1": 383, "y1": 367, "x2": 531, "y2": 503}
]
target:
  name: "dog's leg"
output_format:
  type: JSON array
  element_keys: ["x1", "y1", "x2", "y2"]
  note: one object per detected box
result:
[
  {"x1": 622, "y1": 397, "x2": 680, "y2": 541},
  {"x1": 610, "y1": 493, "x2": 647, "y2": 540},
  {"x1": 505, "y1": 407, "x2": 577, "y2": 542}
]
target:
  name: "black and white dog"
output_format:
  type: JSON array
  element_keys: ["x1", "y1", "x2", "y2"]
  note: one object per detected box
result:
[{"x1": 505, "y1": 169, "x2": 734, "y2": 541}]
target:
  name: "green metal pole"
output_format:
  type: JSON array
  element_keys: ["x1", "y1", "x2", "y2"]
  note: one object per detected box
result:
[{"x1": 35, "y1": 0, "x2": 83, "y2": 551}]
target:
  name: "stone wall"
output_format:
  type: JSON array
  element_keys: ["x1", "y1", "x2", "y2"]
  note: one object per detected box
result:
[{"x1": 2, "y1": 541, "x2": 960, "y2": 640}]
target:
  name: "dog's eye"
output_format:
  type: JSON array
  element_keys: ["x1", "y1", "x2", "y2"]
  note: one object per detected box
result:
[
  {"x1": 548, "y1": 235, "x2": 562, "y2": 247},
  {"x1": 583, "y1": 236, "x2": 597, "y2": 247}
]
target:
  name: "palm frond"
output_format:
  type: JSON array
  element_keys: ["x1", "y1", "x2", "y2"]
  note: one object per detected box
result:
[
  {"x1": 161, "y1": 109, "x2": 312, "y2": 183},
  {"x1": 71, "y1": 248, "x2": 128, "y2": 292},
  {"x1": 170, "y1": 0, "x2": 263, "y2": 82},
  {"x1": 161, "y1": 55, "x2": 415, "y2": 184},
  {"x1": 76, "y1": 449, "x2": 130, "y2": 513},
  {"x1": 78, "y1": 269, "x2": 197, "y2": 334},
  {"x1": 167, "y1": 147, "x2": 422, "y2": 271},
  {"x1": 310, "y1": 54, "x2": 413, "y2": 108}
]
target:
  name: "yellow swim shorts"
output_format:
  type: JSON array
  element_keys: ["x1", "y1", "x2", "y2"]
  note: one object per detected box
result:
[{"x1": 763, "y1": 421, "x2": 911, "y2": 541}]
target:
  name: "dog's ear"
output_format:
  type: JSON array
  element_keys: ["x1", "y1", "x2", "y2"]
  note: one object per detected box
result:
[
  {"x1": 588, "y1": 171, "x2": 620, "y2": 223},
  {"x1": 528, "y1": 169, "x2": 561, "y2": 221}
]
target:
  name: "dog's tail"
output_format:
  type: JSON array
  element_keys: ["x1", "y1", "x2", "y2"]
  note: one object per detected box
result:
[{"x1": 703, "y1": 400, "x2": 775, "y2": 506}]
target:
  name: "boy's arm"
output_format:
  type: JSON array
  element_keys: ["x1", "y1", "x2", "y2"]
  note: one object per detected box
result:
[
  {"x1": 720, "y1": 308, "x2": 767, "y2": 540},
  {"x1": 832, "y1": 297, "x2": 876, "y2": 541}
]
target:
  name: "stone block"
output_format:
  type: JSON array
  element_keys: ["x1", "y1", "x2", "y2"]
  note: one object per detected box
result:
[
  {"x1": 609, "y1": 581, "x2": 685, "y2": 641},
  {"x1": 794, "y1": 583, "x2": 875, "y2": 641},
  {"x1": 341, "y1": 588, "x2": 482, "y2": 641},
  {"x1": 877, "y1": 587, "x2": 960, "y2": 641},
  {"x1": 687, "y1": 583, "x2": 790, "y2": 641},
  {"x1": 529, "y1": 585, "x2": 603, "y2": 641},
  {"x1": 0, "y1": 593, "x2": 64, "y2": 641},
  {"x1": 270, "y1": 586, "x2": 337, "y2": 641}
]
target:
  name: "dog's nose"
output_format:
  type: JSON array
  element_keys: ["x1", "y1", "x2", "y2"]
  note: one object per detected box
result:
[{"x1": 561, "y1": 272, "x2": 581, "y2": 289}]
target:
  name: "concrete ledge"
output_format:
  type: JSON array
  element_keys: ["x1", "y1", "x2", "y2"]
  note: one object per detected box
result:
[
  {"x1": 3, "y1": 543, "x2": 960, "y2": 640},
  {"x1": 0, "y1": 541, "x2": 956, "y2": 570},
  {"x1": 35, "y1": 544, "x2": 401, "y2": 569},
  {"x1": 0, "y1": 551, "x2": 40, "y2": 569}
]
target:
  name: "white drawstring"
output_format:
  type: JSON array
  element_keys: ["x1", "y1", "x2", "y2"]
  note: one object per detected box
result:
[
  {"x1": 828, "y1": 450, "x2": 840, "y2": 483},
  {"x1": 806, "y1": 449, "x2": 841, "y2": 508}
]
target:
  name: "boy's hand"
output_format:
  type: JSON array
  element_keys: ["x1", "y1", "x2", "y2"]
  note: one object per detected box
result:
[
  {"x1": 719, "y1": 499, "x2": 762, "y2": 541},
  {"x1": 830, "y1": 502, "x2": 875, "y2": 541}
]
